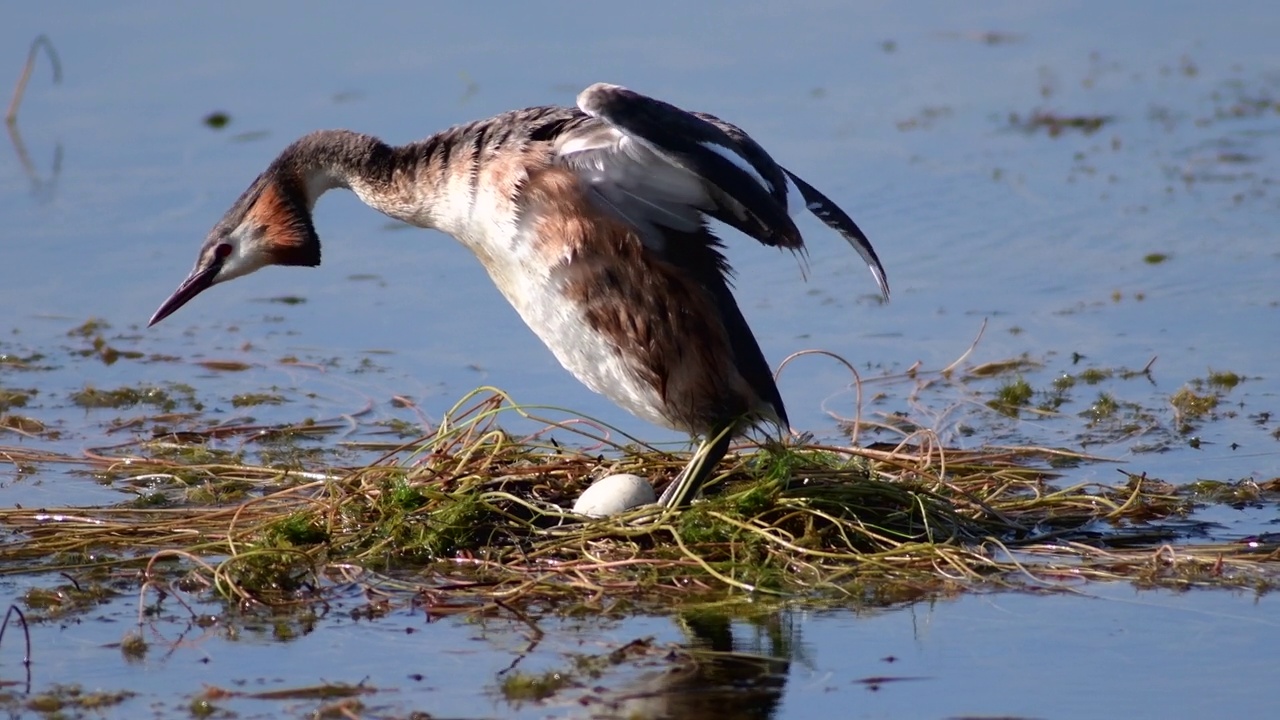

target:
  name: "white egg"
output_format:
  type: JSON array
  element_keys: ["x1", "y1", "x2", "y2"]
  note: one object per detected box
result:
[{"x1": 572, "y1": 473, "x2": 656, "y2": 517}]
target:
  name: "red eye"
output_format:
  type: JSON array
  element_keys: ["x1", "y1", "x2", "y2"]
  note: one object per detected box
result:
[{"x1": 215, "y1": 243, "x2": 233, "y2": 259}]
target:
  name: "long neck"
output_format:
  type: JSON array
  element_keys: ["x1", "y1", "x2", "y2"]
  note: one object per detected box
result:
[
  {"x1": 277, "y1": 129, "x2": 457, "y2": 231},
  {"x1": 271, "y1": 107, "x2": 581, "y2": 253},
  {"x1": 200, "y1": 125, "x2": 531, "y2": 277}
]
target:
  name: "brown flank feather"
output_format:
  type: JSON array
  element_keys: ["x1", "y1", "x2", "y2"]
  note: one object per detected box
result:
[{"x1": 522, "y1": 166, "x2": 759, "y2": 432}]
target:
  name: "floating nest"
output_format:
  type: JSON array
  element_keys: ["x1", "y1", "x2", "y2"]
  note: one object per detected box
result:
[{"x1": 1, "y1": 388, "x2": 1277, "y2": 614}]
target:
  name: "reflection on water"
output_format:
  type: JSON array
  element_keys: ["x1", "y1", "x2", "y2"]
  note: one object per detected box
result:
[
  {"x1": 5, "y1": 35, "x2": 63, "y2": 202},
  {"x1": 541, "y1": 610, "x2": 796, "y2": 719},
  {"x1": 627, "y1": 611, "x2": 792, "y2": 720},
  {"x1": 4, "y1": 120, "x2": 63, "y2": 202}
]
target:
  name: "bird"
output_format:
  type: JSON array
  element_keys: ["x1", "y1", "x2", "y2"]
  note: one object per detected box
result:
[{"x1": 148, "y1": 82, "x2": 889, "y2": 510}]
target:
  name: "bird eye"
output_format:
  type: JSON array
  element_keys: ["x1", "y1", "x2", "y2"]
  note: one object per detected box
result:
[{"x1": 214, "y1": 242, "x2": 233, "y2": 259}]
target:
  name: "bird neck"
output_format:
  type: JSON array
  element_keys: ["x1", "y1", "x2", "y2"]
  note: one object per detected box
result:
[{"x1": 275, "y1": 129, "x2": 451, "y2": 231}]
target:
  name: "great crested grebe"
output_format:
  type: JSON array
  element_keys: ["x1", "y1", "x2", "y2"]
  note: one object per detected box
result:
[{"x1": 149, "y1": 83, "x2": 889, "y2": 510}]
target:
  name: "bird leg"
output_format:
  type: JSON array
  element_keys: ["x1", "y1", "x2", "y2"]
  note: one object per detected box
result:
[{"x1": 657, "y1": 423, "x2": 736, "y2": 509}]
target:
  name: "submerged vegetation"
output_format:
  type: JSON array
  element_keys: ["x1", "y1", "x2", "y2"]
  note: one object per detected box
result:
[
  {"x1": 1, "y1": 375, "x2": 1276, "y2": 623},
  {"x1": 2, "y1": 312, "x2": 1276, "y2": 630},
  {"x1": 2, "y1": 308, "x2": 1277, "y2": 623}
]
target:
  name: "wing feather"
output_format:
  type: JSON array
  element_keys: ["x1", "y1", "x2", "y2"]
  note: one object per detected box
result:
[
  {"x1": 554, "y1": 83, "x2": 889, "y2": 298},
  {"x1": 784, "y1": 169, "x2": 890, "y2": 299},
  {"x1": 565, "y1": 83, "x2": 802, "y2": 250}
]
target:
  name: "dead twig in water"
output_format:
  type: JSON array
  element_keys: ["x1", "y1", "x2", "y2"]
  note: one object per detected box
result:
[
  {"x1": 7, "y1": 34, "x2": 61, "y2": 124},
  {"x1": 7, "y1": 35, "x2": 63, "y2": 198}
]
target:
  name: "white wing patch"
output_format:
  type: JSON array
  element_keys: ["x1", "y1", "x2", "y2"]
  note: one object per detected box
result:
[
  {"x1": 782, "y1": 170, "x2": 805, "y2": 218},
  {"x1": 556, "y1": 133, "x2": 614, "y2": 156},
  {"x1": 699, "y1": 141, "x2": 773, "y2": 195},
  {"x1": 555, "y1": 122, "x2": 714, "y2": 251}
]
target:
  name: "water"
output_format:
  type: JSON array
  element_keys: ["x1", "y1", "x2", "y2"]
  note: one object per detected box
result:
[
  {"x1": 2, "y1": 1, "x2": 1278, "y2": 717},
  {"x1": 2, "y1": 580, "x2": 1273, "y2": 718}
]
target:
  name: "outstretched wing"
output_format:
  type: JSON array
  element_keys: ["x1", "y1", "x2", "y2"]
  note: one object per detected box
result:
[
  {"x1": 693, "y1": 110, "x2": 890, "y2": 299},
  {"x1": 556, "y1": 83, "x2": 889, "y2": 298},
  {"x1": 557, "y1": 82, "x2": 801, "y2": 253},
  {"x1": 783, "y1": 170, "x2": 890, "y2": 299}
]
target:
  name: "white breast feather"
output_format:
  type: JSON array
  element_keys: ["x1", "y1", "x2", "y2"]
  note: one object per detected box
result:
[{"x1": 486, "y1": 224, "x2": 676, "y2": 431}]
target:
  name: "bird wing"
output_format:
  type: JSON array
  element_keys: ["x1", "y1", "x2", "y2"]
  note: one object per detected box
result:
[
  {"x1": 694, "y1": 112, "x2": 890, "y2": 299},
  {"x1": 783, "y1": 169, "x2": 890, "y2": 298},
  {"x1": 556, "y1": 83, "x2": 802, "y2": 253},
  {"x1": 556, "y1": 83, "x2": 889, "y2": 298}
]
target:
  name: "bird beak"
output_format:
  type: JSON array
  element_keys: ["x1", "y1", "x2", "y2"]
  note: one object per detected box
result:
[{"x1": 148, "y1": 260, "x2": 221, "y2": 327}]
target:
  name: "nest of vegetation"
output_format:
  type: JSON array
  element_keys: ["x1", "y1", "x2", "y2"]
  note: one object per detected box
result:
[{"x1": 1, "y1": 388, "x2": 1277, "y2": 613}]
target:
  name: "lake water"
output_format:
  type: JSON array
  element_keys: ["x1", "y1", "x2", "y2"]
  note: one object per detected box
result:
[{"x1": 2, "y1": 1, "x2": 1277, "y2": 717}]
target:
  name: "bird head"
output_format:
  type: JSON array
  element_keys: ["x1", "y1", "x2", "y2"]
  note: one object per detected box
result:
[{"x1": 148, "y1": 170, "x2": 320, "y2": 326}]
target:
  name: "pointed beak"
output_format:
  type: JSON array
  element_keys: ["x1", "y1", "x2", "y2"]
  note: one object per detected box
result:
[{"x1": 148, "y1": 261, "x2": 220, "y2": 327}]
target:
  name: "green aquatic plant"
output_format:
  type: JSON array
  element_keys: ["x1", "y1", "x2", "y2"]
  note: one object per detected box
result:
[{"x1": 0, "y1": 384, "x2": 1274, "y2": 614}]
